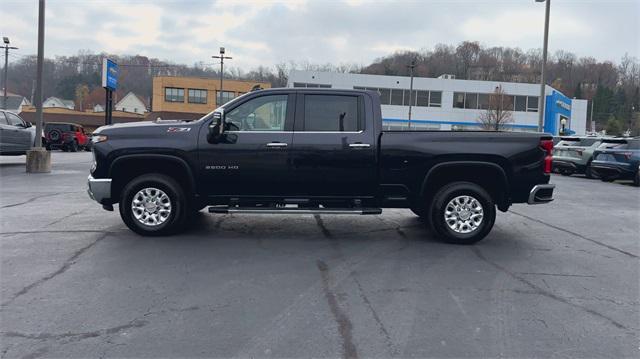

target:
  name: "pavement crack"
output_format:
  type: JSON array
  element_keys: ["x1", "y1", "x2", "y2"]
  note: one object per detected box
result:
[
  {"x1": 470, "y1": 247, "x2": 629, "y2": 331},
  {"x1": 2, "y1": 232, "x2": 110, "y2": 307},
  {"x1": 47, "y1": 209, "x2": 84, "y2": 226},
  {"x1": 0, "y1": 192, "x2": 64, "y2": 209},
  {"x1": 509, "y1": 210, "x2": 638, "y2": 259},
  {"x1": 2, "y1": 320, "x2": 148, "y2": 342},
  {"x1": 352, "y1": 271, "x2": 396, "y2": 356},
  {"x1": 518, "y1": 272, "x2": 596, "y2": 278},
  {"x1": 314, "y1": 214, "x2": 333, "y2": 239},
  {"x1": 316, "y1": 260, "x2": 358, "y2": 359}
]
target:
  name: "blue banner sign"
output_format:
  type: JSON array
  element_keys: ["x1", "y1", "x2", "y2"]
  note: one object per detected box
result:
[{"x1": 101, "y1": 58, "x2": 118, "y2": 90}]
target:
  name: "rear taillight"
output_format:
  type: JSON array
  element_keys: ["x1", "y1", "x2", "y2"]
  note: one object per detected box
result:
[
  {"x1": 575, "y1": 149, "x2": 583, "y2": 156},
  {"x1": 622, "y1": 152, "x2": 633, "y2": 160},
  {"x1": 540, "y1": 139, "x2": 554, "y2": 174}
]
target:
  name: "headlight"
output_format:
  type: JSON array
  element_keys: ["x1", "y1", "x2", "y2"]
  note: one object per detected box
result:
[{"x1": 92, "y1": 134, "x2": 108, "y2": 143}]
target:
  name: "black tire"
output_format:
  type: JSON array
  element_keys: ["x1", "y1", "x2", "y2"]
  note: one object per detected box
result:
[
  {"x1": 429, "y1": 182, "x2": 496, "y2": 245},
  {"x1": 634, "y1": 170, "x2": 640, "y2": 187},
  {"x1": 560, "y1": 169, "x2": 571, "y2": 176},
  {"x1": 585, "y1": 162, "x2": 594, "y2": 179},
  {"x1": 45, "y1": 143, "x2": 51, "y2": 151},
  {"x1": 119, "y1": 174, "x2": 188, "y2": 236},
  {"x1": 69, "y1": 140, "x2": 78, "y2": 152}
]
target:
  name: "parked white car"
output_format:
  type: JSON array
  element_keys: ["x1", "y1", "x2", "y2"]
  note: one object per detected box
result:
[{"x1": 0, "y1": 110, "x2": 37, "y2": 155}]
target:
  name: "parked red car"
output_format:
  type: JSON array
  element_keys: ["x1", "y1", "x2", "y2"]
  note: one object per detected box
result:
[{"x1": 44, "y1": 122, "x2": 91, "y2": 152}]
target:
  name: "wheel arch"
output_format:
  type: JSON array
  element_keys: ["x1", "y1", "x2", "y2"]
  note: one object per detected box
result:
[
  {"x1": 419, "y1": 161, "x2": 511, "y2": 211},
  {"x1": 109, "y1": 154, "x2": 197, "y2": 203}
]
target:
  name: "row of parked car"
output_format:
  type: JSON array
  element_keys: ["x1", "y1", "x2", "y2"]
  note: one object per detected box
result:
[
  {"x1": 553, "y1": 135, "x2": 640, "y2": 186},
  {"x1": 0, "y1": 109, "x2": 91, "y2": 155}
]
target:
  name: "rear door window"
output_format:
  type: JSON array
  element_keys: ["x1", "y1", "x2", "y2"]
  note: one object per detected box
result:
[{"x1": 303, "y1": 95, "x2": 361, "y2": 132}]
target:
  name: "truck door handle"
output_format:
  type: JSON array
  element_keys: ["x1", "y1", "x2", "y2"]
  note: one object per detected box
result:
[
  {"x1": 266, "y1": 142, "x2": 288, "y2": 148},
  {"x1": 349, "y1": 143, "x2": 370, "y2": 148}
]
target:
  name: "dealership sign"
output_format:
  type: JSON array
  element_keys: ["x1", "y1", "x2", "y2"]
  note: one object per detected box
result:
[
  {"x1": 101, "y1": 58, "x2": 118, "y2": 90},
  {"x1": 556, "y1": 99, "x2": 571, "y2": 111}
]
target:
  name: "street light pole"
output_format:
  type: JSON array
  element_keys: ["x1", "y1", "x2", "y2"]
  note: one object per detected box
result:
[
  {"x1": 34, "y1": 0, "x2": 45, "y2": 148},
  {"x1": 407, "y1": 60, "x2": 416, "y2": 129},
  {"x1": 536, "y1": 0, "x2": 551, "y2": 132},
  {"x1": 212, "y1": 47, "x2": 232, "y2": 106},
  {"x1": 2, "y1": 37, "x2": 18, "y2": 110}
]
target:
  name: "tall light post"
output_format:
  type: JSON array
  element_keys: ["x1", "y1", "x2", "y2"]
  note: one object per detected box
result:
[
  {"x1": 2, "y1": 37, "x2": 18, "y2": 110},
  {"x1": 26, "y1": 0, "x2": 50, "y2": 173},
  {"x1": 536, "y1": 0, "x2": 551, "y2": 132},
  {"x1": 212, "y1": 47, "x2": 232, "y2": 106},
  {"x1": 407, "y1": 60, "x2": 416, "y2": 129}
]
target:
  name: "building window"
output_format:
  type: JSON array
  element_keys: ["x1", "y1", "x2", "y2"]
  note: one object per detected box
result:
[
  {"x1": 527, "y1": 96, "x2": 539, "y2": 112},
  {"x1": 188, "y1": 89, "x2": 207, "y2": 104},
  {"x1": 515, "y1": 96, "x2": 527, "y2": 112},
  {"x1": 216, "y1": 90, "x2": 235, "y2": 105},
  {"x1": 378, "y1": 88, "x2": 391, "y2": 105},
  {"x1": 501, "y1": 95, "x2": 514, "y2": 111},
  {"x1": 294, "y1": 82, "x2": 331, "y2": 88},
  {"x1": 416, "y1": 91, "x2": 429, "y2": 107},
  {"x1": 453, "y1": 92, "x2": 465, "y2": 108},
  {"x1": 403, "y1": 90, "x2": 416, "y2": 106},
  {"x1": 390, "y1": 89, "x2": 403, "y2": 106},
  {"x1": 429, "y1": 91, "x2": 442, "y2": 107},
  {"x1": 465, "y1": 93, "x2": 478, "y2": 109},
  {"x1": 478, "y1": 93, "x2": 490, "y2": 109},
  {"x1": 165, "y1": 87, "x2": 184, "y2": 102}
]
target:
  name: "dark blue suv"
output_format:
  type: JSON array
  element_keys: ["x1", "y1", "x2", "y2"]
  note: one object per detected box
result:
[{"x1": 591, "y1": 138, "x2": 640, "y2": 187}]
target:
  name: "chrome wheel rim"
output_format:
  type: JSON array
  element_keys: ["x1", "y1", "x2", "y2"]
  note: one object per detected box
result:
[
  {"x1": 444, "y1": 195, "x2": 484, "y2": 234},
  {"x1": 131, "y1": 187, "x2": 172, "y2": 226}
]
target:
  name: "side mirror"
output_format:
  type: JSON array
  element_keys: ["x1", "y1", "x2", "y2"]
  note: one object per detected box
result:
[
  {"x1": 207, "y1": 110, "x2": 225, "y2": 143},
  {"x1": 24, "y1": 122, "x2": 33, "y2": 128}
]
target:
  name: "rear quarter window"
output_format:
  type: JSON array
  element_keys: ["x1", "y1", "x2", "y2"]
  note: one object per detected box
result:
[
  {"x1": 556, "y1": 140, "x2": 580, "y2": 147},
  {"x1": 598, "y1": 141, "x2": 627, "y2": 149}
]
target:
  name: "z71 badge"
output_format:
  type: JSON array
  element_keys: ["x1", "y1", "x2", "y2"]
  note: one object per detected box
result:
[{"x1": 167, "y1": 127, "x2": 191, "y2": 133}]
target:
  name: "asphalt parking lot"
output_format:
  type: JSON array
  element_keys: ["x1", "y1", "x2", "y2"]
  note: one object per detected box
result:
[{"x1": 1, "y1": 152, "x2": 638, "y2": 358}]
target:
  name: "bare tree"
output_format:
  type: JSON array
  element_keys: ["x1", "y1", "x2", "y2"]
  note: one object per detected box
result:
[{"x1": 477, "y1": 85, "x2": 513, "y2": 130}]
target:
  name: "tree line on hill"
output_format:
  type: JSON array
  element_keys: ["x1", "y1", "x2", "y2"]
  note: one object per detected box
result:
[{"x1": 3, "y1": 41, "x2": 638, "y2": 135}]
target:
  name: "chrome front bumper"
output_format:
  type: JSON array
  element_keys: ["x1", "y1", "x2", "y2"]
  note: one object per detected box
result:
[
  {"x1": 87, "y1": 175, "x2": 112, "y2": 203},
  {"x1": 528, "y1": 184, "x2": 555, "y2": 205}
]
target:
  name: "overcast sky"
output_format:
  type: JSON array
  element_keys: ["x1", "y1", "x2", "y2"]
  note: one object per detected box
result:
[{"x1": 3, "y1": 0, "x2": 639, "y2": 70}]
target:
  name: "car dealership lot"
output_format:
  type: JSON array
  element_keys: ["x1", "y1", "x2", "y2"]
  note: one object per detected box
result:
[{"x1": 1, "y1": 152, "x2": 638, "y2": 358}]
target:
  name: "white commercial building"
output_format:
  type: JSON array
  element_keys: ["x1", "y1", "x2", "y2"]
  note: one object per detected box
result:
[{"x1": 288, "y1": 70, "x2": 587, "y2": 135}]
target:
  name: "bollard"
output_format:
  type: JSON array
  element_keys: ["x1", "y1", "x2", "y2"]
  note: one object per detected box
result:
[{"x1": 26, "y1": 147, "x2": 51, "y2": 173}]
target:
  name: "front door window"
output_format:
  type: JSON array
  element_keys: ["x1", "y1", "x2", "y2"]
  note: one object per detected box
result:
[{"x1": 225, "y1": 95, "x2": 287, "y2": 132}]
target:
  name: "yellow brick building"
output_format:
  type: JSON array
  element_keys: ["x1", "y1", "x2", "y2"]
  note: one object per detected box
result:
[{"x1": 151, "y1": 76, "x2": 271, "y2": 120}]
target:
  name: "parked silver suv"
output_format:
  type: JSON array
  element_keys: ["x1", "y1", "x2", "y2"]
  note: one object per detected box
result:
[{"x1": 0, "y1": 110, "x2": 37, "y2": 155}]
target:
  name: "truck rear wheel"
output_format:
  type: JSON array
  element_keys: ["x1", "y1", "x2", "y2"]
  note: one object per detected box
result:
[
  {"x1": 429, "y1": 182, "x2": 495, "y2": 245},
  {"x1": 119, "y1": 174, "x2": 187, "y2": 236}
]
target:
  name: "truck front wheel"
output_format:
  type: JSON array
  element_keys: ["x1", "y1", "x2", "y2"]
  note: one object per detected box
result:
[
  {"x1": 119, "y1": 174, "x2": 187, "y2": 236},
  {"x1": 429, "y1": 182, "x2": 496, "y2": 245}
]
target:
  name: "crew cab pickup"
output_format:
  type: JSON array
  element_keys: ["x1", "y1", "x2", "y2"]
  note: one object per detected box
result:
[{"x1": 88, "y1": 88, "x2": 555, "y2": 244}]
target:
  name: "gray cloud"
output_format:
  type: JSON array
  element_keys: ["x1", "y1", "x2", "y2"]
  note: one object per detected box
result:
[{"x1": 3, "y1": 0, "x2": 638, "y2": 70}]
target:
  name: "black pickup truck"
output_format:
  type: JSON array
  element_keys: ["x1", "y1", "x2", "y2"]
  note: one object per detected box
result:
[{"x1": 88, "y1": 88, "x2": 555, "y2": 244}]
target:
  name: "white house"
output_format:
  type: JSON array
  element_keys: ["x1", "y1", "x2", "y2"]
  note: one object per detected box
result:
[
  {"x1": 0, "y1": 93, "x2": 31, "y2": 113},
  {"x1": 43, "y1": 96, "x2": 75, "y2": 110},
  {"x1": 115, "y1": 92, "x2": 147, "y2": 114},
  {"x1": 288, "y1": 70, "x2": 588, "y2": 135}
]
